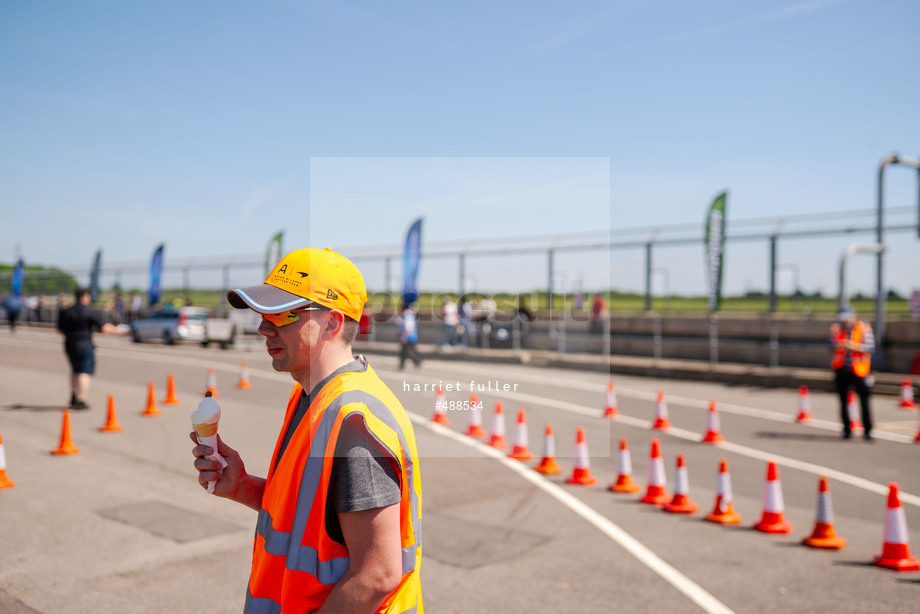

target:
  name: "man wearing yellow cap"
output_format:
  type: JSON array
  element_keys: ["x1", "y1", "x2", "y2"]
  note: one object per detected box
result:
[{"x1": 191, "y1": 248, "x2": 423, "y2": 613}]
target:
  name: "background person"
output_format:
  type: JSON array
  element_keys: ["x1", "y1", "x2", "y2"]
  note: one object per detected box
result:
[
  {"x1": 829, "y1": 305, "x2": 875, "y2": 440},
  {"x1": 2, "y1": 294, "x2": 22, "y2": 333},
  {"x1": 191, "y1": 248, "x2": 422, "y2": 613},
  {"x1": 397, "y1": 302, "x2": 423, "y2": 370},
  {"x1": 56, "y1": 288, "x2": 120, "y2": 409}
]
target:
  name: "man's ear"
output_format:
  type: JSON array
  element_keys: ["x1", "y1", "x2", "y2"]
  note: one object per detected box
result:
[{"x1": 322, "y1": 309, "x2": 346, "y2": 341}]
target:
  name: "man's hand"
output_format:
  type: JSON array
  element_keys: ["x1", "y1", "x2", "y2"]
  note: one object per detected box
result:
[{"x1": 189, "y1": 432, "x2": 265, "y2": 511}]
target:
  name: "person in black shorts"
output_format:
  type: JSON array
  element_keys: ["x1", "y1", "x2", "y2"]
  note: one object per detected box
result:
[{"x1": 57, "y1": 288, "x2": 118, "y2": 409}]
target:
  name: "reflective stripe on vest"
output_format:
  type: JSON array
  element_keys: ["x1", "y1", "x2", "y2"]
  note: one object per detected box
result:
[
  {"x1": 831, "y1": 321, "x2": 871, "y2": 377},
  {"x1": 246, "y1": 365, "x2": 422, "y2": 613}
]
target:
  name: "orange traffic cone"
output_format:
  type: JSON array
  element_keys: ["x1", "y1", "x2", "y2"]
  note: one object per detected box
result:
[
  {"x1": 702, "y1": 400, "x2": 725, "y2": 444},
  {"x1": 899, "y1": 378, "x2": 915, "y2": 409},
  {"x1": 487, "y1": 401, "x2": 507, "y2": 449},
  {"x1": 141, "y1": 381, "x2": 161, "y2": 417},
  {"x1": 604, "y1": 380, "x2": 619, "y2": 418},
  {"x1": 796, "y1": 385, "x2": 812, "y2": 422},
  {"x1": 98, "y1": 394, "x2": 123, "y2": 433},
  {"x1": 464, "y1": 394, "x2": 487, "y2": 438},
  {"x1": 753, "y1": 461, "x2": 793, "y2": 533},
  {"x1": 431, "y1": 384, "x2": 450, "y2": 425},
  {"x1": 0, "y1": 432, "x2": 15, "y2": 489},
  {"x1": 664, "y1": 454, "x2": 699, "y2": 514},
  {"x1": 652, "y1": 390, "x2": 671, "y2": 430},
  {"x1": 162, "y1": 373, "x2": 180, "y2": 405},
  {"x1": 847, "y1": 391, "x2": 863, "y2": 432},
  {"x1": 51, "y1": 409, "x2": 80, "y2": 455},
  {"x1": 566, "y1": 427, "x2": 597, "y2": 486},
  {"x1": 608, "y1": 438, "x2": 641, "y2": 493},
  {"x1": 705, "y1": 459, "x2": 742, "y2": 524},
  {"x1": 205, "y1": 369, "x2": 219, "y2": 398},
  {"x1": 237, "y1": 363, "x2": 252, "y2": 390},
  {"x1": 509, "y1": 409, "x2": 533, "y2": 461},
  {"x1": 640, "y1": 438, "x2": 669, "y2": 504},
  {"x1": 802, "y1": 477, "x2": 846, "y2": 549},
  {"x1": 874, "y1": 482, "x2": 920, "y2": 571},
  {"x1": 534, "y1": 424, "x2": 561, "y2": 475}
]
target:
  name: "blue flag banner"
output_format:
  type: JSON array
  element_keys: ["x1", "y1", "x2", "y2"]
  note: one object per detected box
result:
[
  {"x1": 704, "y1": 192, "x2": 727, "y2": 312},
  {"x1": 11, "y1": 259, "x2": 24, "y2": 297},
  {"x1": 90, "y1": 249, "x2": 102, "y2": 303},
  {"x1": 402, "y1": 218, "x2": 423, "y2": 305},
  {"x1": 149, "y1": 244, "x2": 164, "y2": 305}
]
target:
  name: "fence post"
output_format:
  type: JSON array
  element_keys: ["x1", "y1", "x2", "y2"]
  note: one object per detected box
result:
[{"x1": 709, "y1": 313, "x2": 719, "y2": 367}]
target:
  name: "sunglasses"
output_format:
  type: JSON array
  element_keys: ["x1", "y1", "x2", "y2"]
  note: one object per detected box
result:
[{"x1": 261, "y1": 306, "x2": 326, "y2": 328}]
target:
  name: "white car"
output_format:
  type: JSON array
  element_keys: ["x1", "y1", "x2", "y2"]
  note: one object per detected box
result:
[{"x1": 130, "y1": 307, "x2": 210, "y2": 345}]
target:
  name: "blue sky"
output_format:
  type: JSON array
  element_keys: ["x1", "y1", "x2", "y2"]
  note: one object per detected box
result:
[{"x1": 1, "y1": 0, "x2": 918, "y2": 297}]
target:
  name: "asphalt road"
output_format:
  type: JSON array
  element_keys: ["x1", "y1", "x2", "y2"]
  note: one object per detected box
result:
[{"x1": 1, "y1": 327, "x2": 918, "y2": 613}]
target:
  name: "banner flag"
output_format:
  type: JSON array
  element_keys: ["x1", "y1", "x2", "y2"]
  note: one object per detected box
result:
[
  {"x1": 704, "y1": 191, "x2": 727, "y2": 312},
  {"x1": 90, "y1": 249, "x2": 102, "y2": 303},
  {"x1": 148, "y1": 244, "x2": 164, "y2": 306},
  {"x1": 11, "y1": 259, "x2": 24, "y2": 297},
  {"x1": 402, "y1": 218, "x2": 423, "y2": 306},
  {"x1": 265, "y1": 231, "x2": 284, "y2": 278}
]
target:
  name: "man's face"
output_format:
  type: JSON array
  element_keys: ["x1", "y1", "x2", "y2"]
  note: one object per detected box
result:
[
  {"x1": 839, "y1": 313, "x2": 856, "y2": 329},
  {"x1": 258, "y1": 308, "x2": 328, "y2": 381}
]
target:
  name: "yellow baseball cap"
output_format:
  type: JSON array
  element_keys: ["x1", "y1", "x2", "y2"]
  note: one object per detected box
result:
[{"x1": 227, "y1": 248, "x2": 366, "y2": 321}]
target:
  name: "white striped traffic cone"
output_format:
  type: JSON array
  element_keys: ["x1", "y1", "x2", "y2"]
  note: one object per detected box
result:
[
  {"x1": 487, "y1": 401, "x2": 508, "y2": 449},
  {"x1": 874, "y1": 482, "x2": 920, "y2": 571},
  {"x1": 640, "y1": 438, "x2": 669, "y2": 504},
  {"x1": 900, "y1": 378, "x2": 916, "y2": 409},
  {"x1": 237, "y1": 363, "x2": 252, "y2": 389},
  {"x1": 608, "y1": 438, "x2": 641, "y2": 493},
  {"x1": 701, "y1": 400, "x2": 724, "y2": 444},
  {"x1": 604, "y1": 380, "x2": 619, "y2": 418},
  {"x1": 652, "y1": 390, "x2": 672, "y2": 430},
  {"x1": 796, "y1": 385, "x2": 812, "y2": 422},
  {"x1": 509, "y1": 409, "x2": 533, "y2": 461},
  {"x1": 847, "y1": 391, "x2": 863, "y2": 432},
  {"x1": 664, "y1": 454, "x2": 698, "y2": 514},
  {"x1": 204, "y1": 368, "x2": 219, "y2": 398},
  {"x1": 705, "y1": 459, "x2": 741, "y2": 524},
  {"x1": 802, "y1": 477, "x2": 846, "y2": 549},
  {"x1": 0, "y1": 431, "x2": 14, "y2": 489},
  {"x1": 534, "y1": 424, "x2": 561, "y2": 475},
  {"x1": 566, "y1": 427, "x2": 597, "y2": 486},
  {"x1": 464, "y1": 393, "x2": 486, "y2": 438},
  {"x1": 753, "y1": 461, "x2": 793, "y2": 534},
  {"x1": 431, "y1": 384, "x2": 450, "y2": 425}
]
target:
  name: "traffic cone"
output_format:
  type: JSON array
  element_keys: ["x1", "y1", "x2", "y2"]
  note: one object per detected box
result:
[
  {"x1": 874, "y1": 482, "x2": 920, "y2": 571},
  {"x1": 509, "y1": 409, "x2": 533, "y2": 461},
  {"x1": 464, "y1": 394, "x2": 487, "y2": 438},
  {"x1": 702, "y1": 400, "x2": 725, "y2": 444},
  {"x1": 0, "y1": 432, "x2": 15, "y2": 489},
  {"x1": 487, "y1": 401, "x2": 507, "y2": 449},
  {"x1": 753, "y1": 461, "x2": 793, "y2": 533},
  {"x1": 608, "y1": 438, "x2": 641, "y2": 493},
  {"x1": 899, "y1": 378, "x2": 915, "y2": 409},
  {"x1": 566, "y1": 427, "x2": 597, "y2": 486},
  {"x1": 237, "y1": 363, "x2": 252, "y2": 390},
  {"x1": 664, "y1": 454, "x2": 699, "y2": 514},
  {"x1": 796, "y1": 385, "x2": 812, "y2": 422},
  {"x1": 205, "y1": 369, "x2": 219, "y2": 398},
  {"x1": 652, "y1": 390, "x2": 671, "y2": 430},
  {"x1": 98, "y1": 394, "x2": 123, "y2": 433},
  {"x1": 640, "y1": 438, "x2": 669, "y2": 504},
  {"x1": 431, "y1": 384, "x2": 450, "y2": 425},
  {"x1": 604, "y1": 380, "x2": 619, "y2": 418},
  {"x1": 51, "y1": 409, "x2": 80, "y2": 455},
  {"x1": 534, "y1": 424, "x2": 561, "y2": 475},
  {"x1": 162, "y1": 373, "x2": 180, "y2": 405},
  {"x1": 802, "y1": 477, "x2": 846, "y2": 550},
  {"x1": 141, "y1": 381, "x2": 161, "y2": 417},
  {"x1": 705, "y1": 459, "x2": 742, "y2": 524},
  {"x1": 847, "y1": 391, "x2": 863, "y2": 432}
]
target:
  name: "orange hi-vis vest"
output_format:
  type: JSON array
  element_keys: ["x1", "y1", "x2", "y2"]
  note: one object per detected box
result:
[
  {"x1": 245, "y1": 363, "x2": 423, "y2": 613},
  {"x1": 830, "y1": 320, "x2": 871, "y2": 377}
]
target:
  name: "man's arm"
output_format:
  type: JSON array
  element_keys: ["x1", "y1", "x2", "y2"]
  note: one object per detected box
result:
[
  {"x1": 318, "y1": 504, "x2": 403, "y2": 614},
  {"x1": 190, "y1": 432, "x2": 265, "y2": 511}
]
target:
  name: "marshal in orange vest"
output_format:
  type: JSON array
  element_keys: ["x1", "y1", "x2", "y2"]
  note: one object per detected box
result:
[{"x1": 830, "y1": 320, "x2": 871, "y2": 377}]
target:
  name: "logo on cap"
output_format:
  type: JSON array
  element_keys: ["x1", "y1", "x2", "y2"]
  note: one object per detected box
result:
[{"x1": 326, "y1": 289, "x2": 338, "y2": 300}]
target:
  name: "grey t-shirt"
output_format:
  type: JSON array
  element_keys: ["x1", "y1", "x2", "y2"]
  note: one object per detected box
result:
[{"x1": 275, "y1": 359, "x2": 402, "y2": 545}]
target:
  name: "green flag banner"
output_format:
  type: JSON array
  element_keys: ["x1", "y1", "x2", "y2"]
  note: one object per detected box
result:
[
  {"x1": 265, "y1": 231, "x2": 284, "y2": 278},
  {"x1": 704, "y1": 191, "x2": 727, "y2": 312}
]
